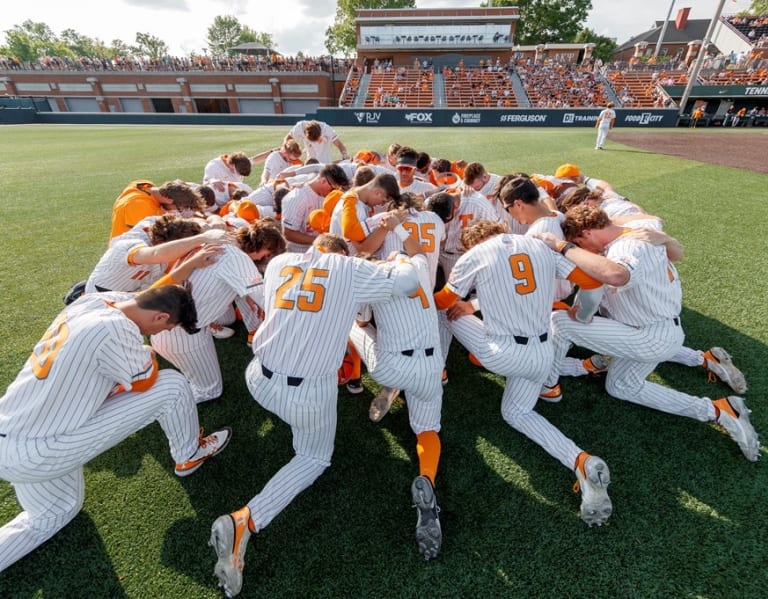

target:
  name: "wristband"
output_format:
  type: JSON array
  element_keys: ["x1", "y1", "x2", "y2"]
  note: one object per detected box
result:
[
  {"x1": 394, "y1": 223, "x2": 410, "y2": 242},
  {"x1": 557, "y1": 241, "x2": 576, "y2": 255}
]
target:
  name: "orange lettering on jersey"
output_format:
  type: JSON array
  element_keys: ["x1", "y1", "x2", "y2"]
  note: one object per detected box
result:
[
  {"x1": 409, "y1": 285, "x2": 430, "y2": 309},
  {"x1": 275, "y1": 266, "x2": 329, "y2": 313},
  {"x1": 29, "y1": 314, "x2": 70, "y2": 379},
  {"x1": 403, "y1": 221, "x2": 436, "y2": 253},
  {"x1": 508, "y1": 253, "x2": 537, "y2": 295},
  {"x1": 459, "y1": 213, "x2": 474, "y2": 228}
]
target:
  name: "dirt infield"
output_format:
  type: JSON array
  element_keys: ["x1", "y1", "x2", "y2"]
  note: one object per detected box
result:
[{"x1": 610, "y1": 130, "x2": 768, "y2": 174}]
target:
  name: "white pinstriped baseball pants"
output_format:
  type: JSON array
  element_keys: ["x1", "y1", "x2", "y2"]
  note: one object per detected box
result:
[
  {"x1": 151, "y1": 325, "x2": 222, "y2": 403},
  {"x1": 548, "y1": 312, "x2": 716, "y2": 422},
  {"x1": 244, "y1": 358, "x2": 337, "y2": 532},
  {"x1": 349, "y1": 323, "x2": 443, "y2": 435},
  {"x1": 0, "y1": 370, "x2": 199, "y2": 572},
  {"x1": 449, "y1": 314, "x2": 584, "y2": 470}
]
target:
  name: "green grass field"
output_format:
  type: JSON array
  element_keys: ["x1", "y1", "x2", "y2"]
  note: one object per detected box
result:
[{"x1": 0, "y1": 125, "x2": 767, "y2": 598}]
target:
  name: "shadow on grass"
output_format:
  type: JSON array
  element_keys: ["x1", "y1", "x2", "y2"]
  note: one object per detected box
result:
[{"x1": 0, "y1": 512, "x2": 128, "y2": 598}]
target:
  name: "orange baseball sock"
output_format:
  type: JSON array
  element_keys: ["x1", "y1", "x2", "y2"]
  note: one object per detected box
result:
[{"x1": 416, "y1": 430, "x2": 441, "y2": 486}]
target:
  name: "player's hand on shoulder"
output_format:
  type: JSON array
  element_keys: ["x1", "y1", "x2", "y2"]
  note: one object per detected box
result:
[
  {"x1": 186, "y1": 244, "x2": 225, "y2": 269},
  {"x1": 199, "y1": 228, "x2": 237, "y2": 245},
  {"x1": 529, "y1": 231, "x2": 559, "y2": 250}
]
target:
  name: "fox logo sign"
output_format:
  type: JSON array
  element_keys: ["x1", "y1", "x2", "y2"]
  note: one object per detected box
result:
[{"x1": 404, "y1": 112, "x2": 433, "y2": 124}]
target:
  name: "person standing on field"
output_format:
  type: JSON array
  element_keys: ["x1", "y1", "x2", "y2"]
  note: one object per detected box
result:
[{"x1": 595, "y1": 101, "x2": 616, "y2": 150}]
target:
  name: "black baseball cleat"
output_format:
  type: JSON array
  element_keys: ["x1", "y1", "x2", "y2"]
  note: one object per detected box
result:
[{"x1": 411, "y1": 475, "x2": 442, "y2": 560}]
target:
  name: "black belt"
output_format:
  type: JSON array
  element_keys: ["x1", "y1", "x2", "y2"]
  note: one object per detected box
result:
[
  {"x1": 401, "y1": 347, "x2": 435, "y2": 357},
  {"x1": 95, "y1": 285, "x2": 111, "y2": 292},
  {"x1": 513, "y1": 332, "x2": 548, "y2": 345},
  {"x1": 672, "y1": 317, "x2": 680, "y2": 326},
  {"x1": 261, "y1": 364, "x2": 303, "y2": 387}
]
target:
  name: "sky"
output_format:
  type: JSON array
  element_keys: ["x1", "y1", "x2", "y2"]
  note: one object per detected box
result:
[{"x1": 1, "y1": 0, "x2": 756, "y2": 57}]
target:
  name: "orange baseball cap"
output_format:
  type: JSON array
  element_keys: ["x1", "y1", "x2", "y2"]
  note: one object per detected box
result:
[
  {"x1": 554, "y1": 163, "x2": 581, "y2": 179},
  {"x1": 236, "y1": 200, "x2": 260, "y2": 223}
]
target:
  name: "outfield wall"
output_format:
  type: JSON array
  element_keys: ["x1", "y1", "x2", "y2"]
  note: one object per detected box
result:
[
  {"x1": 0, "y1": 104, "x2": 677, "y2": 127},
  {"x1": 315, "y1": 108, "x2": 677, "y2": 127}
]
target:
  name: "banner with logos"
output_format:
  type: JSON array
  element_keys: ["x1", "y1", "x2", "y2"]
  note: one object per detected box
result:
[{"x1": 316, "y1": 108, "x2": 678, "y2": 127}]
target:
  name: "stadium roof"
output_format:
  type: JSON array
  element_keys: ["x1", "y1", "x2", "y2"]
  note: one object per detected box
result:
[{"x1": 615, "y1": 18, "x2": 712, "y2": 52}]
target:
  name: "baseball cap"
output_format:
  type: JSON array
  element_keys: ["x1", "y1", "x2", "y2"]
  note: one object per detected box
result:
[
  {"x1": 554, "y1": 163, "x2": 581, "y2": 179},
  {"x1": 236, "y1": 200, "x2": 260, "y2": 223},
  {"x1": 396, "y1": 153, "x2": 418, "y2": 168}
]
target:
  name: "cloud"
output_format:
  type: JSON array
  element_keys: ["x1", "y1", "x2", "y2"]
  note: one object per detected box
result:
[
  {"x1": 295, "y1": 0, "x2": 336, "y2": 19},
  {"x1": 123, "y1": 0, "x2": 190, "y2": 10}
]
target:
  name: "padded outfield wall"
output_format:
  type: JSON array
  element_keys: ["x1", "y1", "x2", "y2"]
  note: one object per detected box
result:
[{"x1": 1, "y1": 101, "x2": 677, "y2": 127}]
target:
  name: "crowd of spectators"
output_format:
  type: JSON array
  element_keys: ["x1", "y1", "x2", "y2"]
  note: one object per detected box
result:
[
  {"x1": 726, "y1": 14, "x2": 768, "y2": 47},
  {"x1": 443, "y1": 64, "x2": 516, "y2": 108},
  {"x1": 0, "y1": 53, "x2": 351, "y2": 74},
  {"x1": 517, "y1": 60, "x2": 608, "y2": 108}
]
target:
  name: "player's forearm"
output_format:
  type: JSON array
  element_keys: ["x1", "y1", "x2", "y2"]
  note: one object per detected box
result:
[
  {"x1": 559, "y1": 243, "x2": 629, "y2": 287},
  {"x1": 283, "y1": 227, "x2": 317, "y2": 246}
]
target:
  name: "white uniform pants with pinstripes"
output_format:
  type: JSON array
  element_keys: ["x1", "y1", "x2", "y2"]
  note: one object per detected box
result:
[
  {"x1": 449, "y1": 314, "x2": 584, "y2": 470},
  {"x1": 548, "y1": 312, "x2": 716, "y2": 422},
  {"x1": 0, "y1": 370, "x2": 199, "y2": 572},
  {"x1": 245, "y1": 358, "x2": 337, "y2": 532},
  {"x1": 349, "y1": 324, "x2": 443, "y2": 435},
  {"x1": 151, "y1": 325, "x2": 222, "y2": 403}
]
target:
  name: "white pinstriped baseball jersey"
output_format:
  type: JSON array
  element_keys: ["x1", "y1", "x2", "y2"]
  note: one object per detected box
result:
[
  {"x1": 447, "y1": 234, "x2": 575, "y2": 338},
  {"x1": 369, "y1": 209, "x2": 446, "y2": 289},
  {"x1": 349, "y1": 254, "x2": 443, "y2": 434},
  {"x1": 443, "y1": 191, "x2": 499, "y2": 254},
  {"x1": 253, "y1": 247, "x2": 407, "y2": 378},
  {"x1": 108, "y1": 216, "x2": 157, "y2": 247},
  {"x1": 524, "y1": 211, "x2": 572, "y2": 301},
  {"x1": 245, "y1": 184, "x2": 277, "y2": 208},
  {"x1": 600, "y1": 220, "x2": 681, "y2": 327},
  {"x1": 151, "y1": 244, "x2": 263, "y2": 402},
  {"x1": 399, "y1": 178, "x2": 438, "y2": 197},
  {"x1": 329, "y1": 191, "x2": 373, "y2": 253},
  {"x1": 281, "y1": 184, "x2": 326, "y2": 252},
  {"x1": 0, "y1": 293, "x2": 156, "y2": 438},
  {"x1": 600, "y1": 196, "x2": 645, "y2": 218},
  {"x1": 85, "y1": 239, "x2": 165, "y2": 294},
  {"x1": 262, "y1": 151, "x2": 293, "y2": 184},
  {"x1": 203, "y1": 155, "x2": 244, "y2": 184},
  {"x1": 287, "y1": 120, "x2": 339, "y2": 163}
]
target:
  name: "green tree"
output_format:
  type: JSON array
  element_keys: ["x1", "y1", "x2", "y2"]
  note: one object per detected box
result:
[
  {"x1": 60, "y1": 29, "x2": 110, "y2": 57},
  {"x1": 748, "y1": 0, "x2": 768, "y2": 14},
  {"x1": 3, "y1": 20, "x2": 58, "y2": 60},
  {"x1": 572, "y1": 27, "x2": 616, "y2": 62},
  {"x1": 483, "y1": 0, "x2": 592, "y2": 45},
  {"x1": 207, "y1": 15, "x2": 243, "y2": 57},
  {"x1": 132, "y1": 32, "x2": 169, "y2": 59},
  {"x1": 325, "y1": 0, "x2": 415, "y2": 56}
]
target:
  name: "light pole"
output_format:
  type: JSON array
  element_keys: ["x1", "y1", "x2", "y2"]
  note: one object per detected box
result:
[
  {"x1": 678, "y1": 0, "x2": 727, "y2": 115},
  {"x1": 654, "y1": 0, "x2": 676, "y2": 58}
]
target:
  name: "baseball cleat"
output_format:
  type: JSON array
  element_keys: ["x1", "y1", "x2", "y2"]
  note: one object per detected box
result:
[
  {"x1": 210, "y1": 323, "x2": 235, "y2": 339},
  {"x1": 573, "y1": 452, "x2": 612, "y2": 527},
  {"x1": 583, "y1": 354, "x2": 610, "y2": 376},
  {"x1": 175, "y1": 427, "x2": 231, "y2": 476},
  {"x1": 210, "y1": 506, "x2": 252, "y2": 598},
  {"x1": 346, "y1": 378, "x2": 364, "y2": 395},
  {"x1": 411, "y1": 475, "x2": 442, "y2": 560},
  {"x1": 703, "y1": 348, "x2": 747, "y2": 395},
  {"x1": 369, "y1": 387, "x2": 399, "y2": 422},
  {"x1": 713, "y1": 396, "x2": 760, "y2": 462},
  {"x1": 539, "y1": 383, "x2": 562, "y2": 403}
]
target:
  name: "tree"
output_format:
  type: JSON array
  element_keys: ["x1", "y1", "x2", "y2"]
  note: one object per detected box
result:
[
  {"x1": 748, "y1": 0, "x2": 768, "y2": 14},
  {"x1": 325, "y1": 0, "x2": 416, "y2": 56},
  {"x1": 207, "y1": 15, "x2": 243, "y2": 57},
  {"x1": 60, "y1": 29, "x2": 110, "y2": 57},
  {"x1": 3, "y1": 20, "x2": 58, "y2": 60},
  {"x1": 132, "y1": 32, "x2": 169, "y2": 59},
  {"x1": 572, "y1": 28, "x2": 616, "y2": 62},
  {"x1": 483, "y1": 0, "x2": 593, "y2": 46}
]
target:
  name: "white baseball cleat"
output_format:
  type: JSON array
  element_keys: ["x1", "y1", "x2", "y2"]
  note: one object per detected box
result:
[
  {"x1": 703, "y1": 347, "x2": 747, "y2": 395},
  {"x1": 411, "y1": 475, "x2": 442, "y2": 560},
  {"x1": 210, "y1": 506, "x2": 252, "y2": 598},
  {"x1": 573, "y1": 452, "x2": 612, "y2": 527},
  {"x1": 369, "y1": 387, "x2": 399, "y2": 422},
  {"x1": 713, "y1": 396, "x2": 760, "y2": 462},
  {"x1": 210, "y1": 323, "x2": 235, "y2": 339},
  {"x1": 174, "y1": 427, "x2": 231, "y2": 477},
  {"x1": 539, "y1": 383, "x2": 562, "y2": 403}
]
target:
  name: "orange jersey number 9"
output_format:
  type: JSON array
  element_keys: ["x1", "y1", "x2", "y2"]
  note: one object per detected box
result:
[
  {"x1": 30, "y1": 314, "x2": 70, "y2": 379},
  {"x1": 508, "y1": 253, "x2": 537, "y2": 295},
  {"x1": 275, "y1": 266, "x2": 329, "y2": 312}
]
